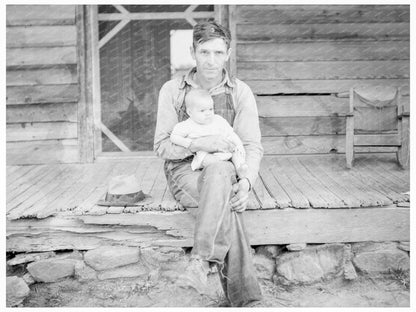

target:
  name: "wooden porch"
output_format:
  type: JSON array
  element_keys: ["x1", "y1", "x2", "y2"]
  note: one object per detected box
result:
[{"x1": 6, "y1": 154, "x2": 410, "y2": 252}]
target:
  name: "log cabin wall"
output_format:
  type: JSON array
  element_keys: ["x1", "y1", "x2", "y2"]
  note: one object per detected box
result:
[
  {"x1": 6, "y1": 5, "x2": 80, "y2": 165},
  {"x1": 233, "y1": 5, "x2": 410, "y2": 155}
]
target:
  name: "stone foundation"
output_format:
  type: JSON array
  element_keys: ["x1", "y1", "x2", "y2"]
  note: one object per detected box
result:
[{"x1": 6, "y1": 241, "x2": 410, "y2": 307}]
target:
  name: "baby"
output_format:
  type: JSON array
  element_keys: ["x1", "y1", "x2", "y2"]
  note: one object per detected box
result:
[{"x1": 170, "y1": 88, "x2": 248, "y2": 178}]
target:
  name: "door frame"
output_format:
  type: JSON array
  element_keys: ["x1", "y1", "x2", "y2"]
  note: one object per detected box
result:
[{"x1": 81, "y1": 4, "x2": 232, "y2": 162}]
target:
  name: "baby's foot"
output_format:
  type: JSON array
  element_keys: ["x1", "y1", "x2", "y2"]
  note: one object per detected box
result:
[{"x1": 236, "y1": 163, "x2": 249, "y2": 179}]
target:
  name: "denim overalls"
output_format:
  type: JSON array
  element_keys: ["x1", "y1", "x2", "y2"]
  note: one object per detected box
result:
[{"x1": 164, "y1": 74, "x2": 262, "y2": 307}]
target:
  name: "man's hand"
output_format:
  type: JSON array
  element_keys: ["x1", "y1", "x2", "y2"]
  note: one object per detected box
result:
[
  {"x1": 190, "y1": 135, "x2": 235, "y2": 153},
  {"x1": 230, "y1": 178, "x2": 250, "y2": 213}
]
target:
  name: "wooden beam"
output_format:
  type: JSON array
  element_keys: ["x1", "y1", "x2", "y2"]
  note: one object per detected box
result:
[
  {"x1": 7, "y1": 139, "x2": 79, "y2": 165},
  {"x1": 88, "y1": 5, "x2": 103, "y2": 156},
  {"x1": 346, "y1": 88, "x2": 354, "y2": 168},
  {"x1": 215, "y1": 5, "x2": 229, "y2": 27},
  {"x1": 6, "y1": 102, "x2": 78, "y2": 123},
  {"x1": 7, "y1": 85, "x2": 79, "y2": 105},
  {"x1": 260, "y1": 116, "x2": 346, "y2": 136},
  {"x1": 246, "y1": 79, "x2": 410, "y2": 95},
  {"x1": 257, "y1": 96, "x2": 349, "y2": 118},
  {"x1": 7, "y1": 47, "x2": 77, "y2": 67},
  {"x1": 236, "y1": 5, "x2": 410, "y2": 24},
  {"x1": 6, "y1": 5, "x2": 76, "y2": 26},
  {"x1": 97, "y1": 12, "x2": 215, "y2": 21},
  {"x1": 228, "y1": 5, "x2": 237, "y2": 77},
  {"x1": 237, "y1": 41, "x2": 410, "y2": 62},
  {"x1": 7, "y1": 122, "x2": 78, "y2": 142},
  {"x1": 237, "y1": 23, "x2": 409, "y2": 42},
  {"x1": 354, "y1": 134, "x2": 400, "y2": 146},
  {"x1": 6, "y1": 25, "x2": 77, "y2": 48},
  {"x1": 7, "y1": 66, "x2": 78, "y2": 86},
  {"x1": 5, "y1": 207, "x2": 410, "y2": 251},
  {"x1": 262, "y1": 135, "x2": 345, "y2": 155},
  {"x1": 238, "y1": 61, "x2": 409, "y2": 81},
  {"x1": 77, "y1": 5, "x2": 95, "y2": 163}
]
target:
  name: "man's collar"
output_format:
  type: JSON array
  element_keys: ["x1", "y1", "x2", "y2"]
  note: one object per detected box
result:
[{"x1": 179, "y1": 67, "x2": 235, "y2": 90}]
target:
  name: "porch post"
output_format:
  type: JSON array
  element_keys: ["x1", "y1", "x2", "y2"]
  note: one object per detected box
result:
[{"x1": 76, "y1": 5, "x2": 95, "y2": 162}]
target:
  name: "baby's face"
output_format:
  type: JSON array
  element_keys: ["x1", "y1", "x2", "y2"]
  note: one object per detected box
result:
[{"x1": 188, "y1": 97, "x2": 214, "y2": 125}]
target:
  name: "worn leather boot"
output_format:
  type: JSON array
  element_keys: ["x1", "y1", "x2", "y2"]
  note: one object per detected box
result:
[{"x1": 176, "y1": 257, "x2": 210, "y2": 294}]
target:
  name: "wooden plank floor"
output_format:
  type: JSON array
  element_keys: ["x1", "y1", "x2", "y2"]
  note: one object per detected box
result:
[{"x1": 6, "y1": 154, "x2": 410, "y2": 220}]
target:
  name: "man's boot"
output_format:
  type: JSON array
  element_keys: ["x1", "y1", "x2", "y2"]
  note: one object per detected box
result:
[{"x1": 176, "y1": 257, "x2": 210, "y2": 294}]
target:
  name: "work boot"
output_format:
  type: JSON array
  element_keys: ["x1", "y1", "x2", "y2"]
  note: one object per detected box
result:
[{"x1": 176, "y1": 257, "x2": 210, "y2": 294}]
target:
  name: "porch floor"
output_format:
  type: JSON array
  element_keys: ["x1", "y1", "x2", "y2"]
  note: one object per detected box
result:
[{"x1": 6, "y1": 154, "x2": 410, "y2": 221}]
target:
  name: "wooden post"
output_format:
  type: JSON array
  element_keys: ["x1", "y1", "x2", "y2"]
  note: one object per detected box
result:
[
  {"x1": 228, "y1": 5, "x2": 237, "y2": 77},
  {"x1": 397, "y1": 87, "x2": 410, "y2": 168},
  {"x1": 87, "y1": 5, "x2": 103, "y2": 157},
  {"x1": 76, "y1": 5, "x2": 95, "y2": 163},
  {"x1": 345, "y1": 88, "x2": 355, "y2": 168}
]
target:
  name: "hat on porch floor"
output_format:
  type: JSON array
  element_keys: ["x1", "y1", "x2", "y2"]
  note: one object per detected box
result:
[{"x1": 97, "y1": 174, "x2": 151, "y2": 207}]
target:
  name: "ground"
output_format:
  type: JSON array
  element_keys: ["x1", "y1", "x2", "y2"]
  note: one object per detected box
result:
[{"x1": 21, "y1": 273, "x2": 410, "y2": 308}]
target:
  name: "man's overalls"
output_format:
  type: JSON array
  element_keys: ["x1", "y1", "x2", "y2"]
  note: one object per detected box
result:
[{"x1": 163, "y1": 75, "x2": 263, "y2": 307}]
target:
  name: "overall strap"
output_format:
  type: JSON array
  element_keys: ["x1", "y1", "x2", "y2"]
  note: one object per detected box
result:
[{"x1": 175, "y1": 76, "x2": 191, "y2": 122}]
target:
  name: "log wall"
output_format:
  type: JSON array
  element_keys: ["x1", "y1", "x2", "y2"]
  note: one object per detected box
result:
[
  {"x1": 6, "y1": 5, "x2": 80, "y2": 164},
  {"x1": 234, "y1": 5, "x2": 410, "y2": 155}
]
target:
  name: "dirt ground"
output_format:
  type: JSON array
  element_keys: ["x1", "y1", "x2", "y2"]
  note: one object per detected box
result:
[{"x1": 20, "y1": 272, "x2": 410, "y2": 308}]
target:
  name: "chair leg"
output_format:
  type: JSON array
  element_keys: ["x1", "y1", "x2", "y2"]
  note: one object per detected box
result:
[
  {"x1": 346, "y1": 149, "x2": 353, "y2": 169},
  {"x1": 345, "y1": 115, "x2": 354, "y2": 169},
  {"x1": 397, "y1": 116, "x2": 410, "y2": 169}
]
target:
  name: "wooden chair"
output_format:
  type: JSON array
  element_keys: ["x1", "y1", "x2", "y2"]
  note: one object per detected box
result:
[{"x1": 346, "y1": 86, "x2": 409, "y2": 169}]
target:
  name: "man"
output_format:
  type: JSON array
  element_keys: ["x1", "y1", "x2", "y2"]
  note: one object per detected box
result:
[{"x1": 154, "y1": 21, "x2": 264, "y2": 307}]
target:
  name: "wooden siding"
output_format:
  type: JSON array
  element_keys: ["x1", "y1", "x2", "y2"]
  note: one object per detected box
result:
[
  {"x1": 6, "y1": 5, "x2": 80, "y2": 165},
  {"x1": 233, "y1": 5, "x2": 410, "y2": 155}
]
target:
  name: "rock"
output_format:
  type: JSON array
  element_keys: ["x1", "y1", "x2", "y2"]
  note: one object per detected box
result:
[
  {"x1": 97, "y1": 262, "x2": 148, "y2": 280},
  {"x1": 253, "y1": 254, "x2": 275, "y2": 280},
  {"x1": 7, "y1": 251, "x2": 56, "y2": 266},
  {"x1": 274, "y1": 243, "x2": 348, "y2": 285},
  {"x1": 286, "y1": 243, "x2": 307, "y2": 251},
  {"x1": 351, "y1": 242, "x2": 398, "y2": 254},
  {"x1": 74, "y1": 261, "x2": 97, "y2": 281},
  {"x1": 87, "y1": 205, "x2": 108, "y2": 215},
  {"x1": 343, "y1": 260, "x2": 358, "y2": 280},
  {"x1": 6, "y1": 276, "x2": 30, "y2": 307},
  {"x1": 352, "y1": 249, "x2": 409, "y2": 276},
  {"x1": 140, "y1": 246, "x2": 185, "y2": 270},
  {"x1": 397, "y1": 202, "x2": 410, "y2": 207},
  {"x1": 398, "y1": 242, "x2": 410, "y2": 252},
  {"x1": 161, "y1": 269, "x2": 180, "y2": 283},
  {"x1": 255, "y1": 245, "x2": 283, "y2": 259},
  {"x1": 27, "y1": 259, "x2": 76, "y2": 283},
  {"x1": 84, "y1": 246, "x2": 140, "y2": 271},
  {"x1": 107, "y1": 206, "x2": 125, "y2": 214},
  {"x1": 22, "y1": 273, "x2": 35, "y2": 285}
]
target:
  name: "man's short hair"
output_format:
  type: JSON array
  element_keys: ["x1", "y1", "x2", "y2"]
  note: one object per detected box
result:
[
  {"x1": 193, "y1": 21, "x2": 231, "y2": 50},
  {"x1": 185, "y1": 89, "x2": 212, "y2": 111}
]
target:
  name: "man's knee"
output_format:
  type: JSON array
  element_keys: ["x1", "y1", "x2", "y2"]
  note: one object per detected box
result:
[{"x1": 200, "y1": 161, "x2": 236, "y2": 184}]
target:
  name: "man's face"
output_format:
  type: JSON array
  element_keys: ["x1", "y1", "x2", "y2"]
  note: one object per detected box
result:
[
  {"x1": 187, "y1": 96, "x2": 215, "y2": 125},
  {"x1": 191, "y1": 38, "x2": 231, "y2": 82}
]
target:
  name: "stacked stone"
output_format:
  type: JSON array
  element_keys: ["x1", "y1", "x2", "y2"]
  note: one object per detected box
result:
[
  {"x1": 6, "y1": 241, "x2": 410, "y2": 306},
  {"x1": 252, "y1": 241, "x2": 410, "y2": 286},
  {"x1": 6, "y1": 246, "x2": 186, "y2": 307}
]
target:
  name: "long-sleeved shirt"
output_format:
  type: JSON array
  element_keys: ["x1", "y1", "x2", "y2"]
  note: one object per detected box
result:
[{"x1": 154, "y1": 68, "x2": 264, "y2": 186}]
